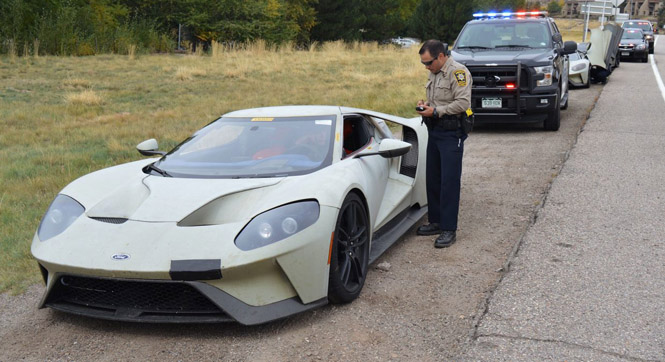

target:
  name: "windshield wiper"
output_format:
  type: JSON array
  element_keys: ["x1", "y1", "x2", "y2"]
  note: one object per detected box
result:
[
  {"x1": 495, "y1": 44, "x2": 532, "y2": 48},
  {"x1": 457, "y1": 46, "x2": 491, "y2": 49},
  {"x1": 146, "y1": 163, "x2": 172, "y2": 177}
]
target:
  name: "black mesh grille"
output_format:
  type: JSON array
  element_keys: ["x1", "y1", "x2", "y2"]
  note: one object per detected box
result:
[
  {"x1": 90, "y1": 217, "x2": 128, "y2": 224},
  {"x1": 399, "y1": 127, "x2": 418, "y2": 178},
  {"x1": 47, "y1": 275, "x2": 224, "y2": 316}
]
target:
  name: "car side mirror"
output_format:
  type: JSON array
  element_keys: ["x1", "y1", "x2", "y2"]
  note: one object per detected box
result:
[
  {"x1": 356, "y1": 139, "x2": 411, "y2": 158},
  {"x1": 562, "y1": 41, "x2": 577, "y2": 55},
  {"x1": 552, "y1": 33, "x2": 563, "y2": 43},
  {"x1": 136, "y1": 138, "x2": 166, "y2": 156}
]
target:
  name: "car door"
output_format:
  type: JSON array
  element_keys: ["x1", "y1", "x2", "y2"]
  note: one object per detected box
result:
[{"x1": 351, "y1": 113, "x2": 418, "y2": 231}]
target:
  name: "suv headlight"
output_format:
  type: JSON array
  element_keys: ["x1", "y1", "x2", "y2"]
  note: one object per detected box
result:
[
  {"x1": 571, "y1": 63, "x2": 587, "y2": 72},
  {"x1": 38, "y1": 194, "x2": 85, "y2": 241},
  {"x1": 534, "y1": 65, "x2": 553, "y2": 87},
  {"x1": 636, "y1": 44, "x2": 646, "y2": 50},
  {"x1": 234, "y1": 201, "x2": 319, "y2": 251}
]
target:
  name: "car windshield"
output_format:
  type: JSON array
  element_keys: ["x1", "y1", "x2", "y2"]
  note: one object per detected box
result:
[
  {"x1": 154, "y1": 115, "x2": 336, "y2": 178},
  {"x1": 623, "y1": 22, "x2": 651, "y2": 32},
  {"x1": 622, "y1": 30, "x2": 643, "y2": 39},
  {"x1": 456, "y1": 21, "x2": 551, "y2": 49}
]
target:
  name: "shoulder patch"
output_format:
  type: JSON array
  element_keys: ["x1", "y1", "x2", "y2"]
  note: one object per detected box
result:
[{"x1": 454, "y1": 70, "x2": 467, "y2": 87}]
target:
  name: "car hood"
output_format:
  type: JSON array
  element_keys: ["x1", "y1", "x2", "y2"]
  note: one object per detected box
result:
[
  {"x1": 60, "y1": 158, "x2": 352, "y2": 224},
  {"x1": 61, "y1": 159, "x2": 284, "y2": 223},
  {"x1": 451, "y1": 48, "x2": 554, "y2": 66},
  {"x1": 620, "y1": 40, "x2": 646, "y2": 45}
]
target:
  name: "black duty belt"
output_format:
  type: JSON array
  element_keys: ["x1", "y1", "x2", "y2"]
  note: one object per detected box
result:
[{"x1": 423, "y1": 114, "x2": 461, "y2": 130}]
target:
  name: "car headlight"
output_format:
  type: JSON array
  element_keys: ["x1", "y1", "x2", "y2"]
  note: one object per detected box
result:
[
  {"x1": 636, "y1": 44, "x2": 646, "y2": 50},
  {"x1": 234, "y1": 201, "x2": 319, "y2": 251},
  {"x1": 571, "y1": 63, "x2": 587, "y2": 72},
  {"x1": 534, "y1": 65, "x2": 553, "y2": 87},
  {"x1": 645, "y1": 35, "x2": 653, "y2": 40},
  {"x1": 38, "y1": 194, "x2": 85, "y2": 241}
]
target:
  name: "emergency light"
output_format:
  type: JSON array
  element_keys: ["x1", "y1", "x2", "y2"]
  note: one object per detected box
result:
[{"x1": 472, "y1": 11, "x2": 548, "y2": 19}]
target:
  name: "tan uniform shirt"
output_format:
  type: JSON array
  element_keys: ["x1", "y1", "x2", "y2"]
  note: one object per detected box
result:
[{"x1": 426, "y1": 57, "x2": 472, "y2": 116}]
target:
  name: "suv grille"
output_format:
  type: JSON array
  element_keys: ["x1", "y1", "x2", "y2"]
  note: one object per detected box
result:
[
  {"x1": 468, "y1": 65, "x2": 529, "y2": 90},
  {"x1": 45, "y1": 275, "x2": 231, "y2": 322}
]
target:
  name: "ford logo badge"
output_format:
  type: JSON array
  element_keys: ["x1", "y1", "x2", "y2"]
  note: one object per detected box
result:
[{"x1": 111, "y1": 253, "x2": 130, "y2": 261}]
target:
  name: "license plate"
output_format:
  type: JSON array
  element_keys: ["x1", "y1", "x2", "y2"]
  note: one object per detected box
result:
[
  {"x1": 621, "y1": 51, "x2": 629, "y2": 56},
  {"x1": 482, "y1": 98, "x2": 502, "y2": 108}
]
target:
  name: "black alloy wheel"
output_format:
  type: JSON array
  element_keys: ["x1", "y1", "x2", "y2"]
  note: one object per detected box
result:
[{"x1": 328, "y1": 192, "x2": 370, "y2": 304}]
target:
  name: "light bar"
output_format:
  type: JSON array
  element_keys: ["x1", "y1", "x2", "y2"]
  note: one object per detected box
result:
[{"x1": 473, "y1": 11, "x2": 548, "y2": 18}]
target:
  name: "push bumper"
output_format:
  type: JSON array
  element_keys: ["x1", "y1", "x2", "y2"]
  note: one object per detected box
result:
[{"x1": 472, "y1": 88, "x2": 558, "y2": 124}]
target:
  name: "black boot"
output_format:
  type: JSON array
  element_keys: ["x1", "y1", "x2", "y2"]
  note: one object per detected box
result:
[
  {"x1": 417, "y1": 223, "x2": 441, "y2": 236},
  {"x1": 434, "y1": 231, "x2": 456, "y2": 248}
]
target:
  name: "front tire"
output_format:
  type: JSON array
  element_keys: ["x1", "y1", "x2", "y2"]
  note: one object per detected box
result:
[{"x1": 328, "y1": 192, "x2": 370, "y2": 304}]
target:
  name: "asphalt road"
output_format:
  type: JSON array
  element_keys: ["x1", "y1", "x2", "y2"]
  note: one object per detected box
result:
[
  {"x1": 2, "y1": 40, "x2": 661, "y2": 361},
  {"x1": 463, "y1": 35, "x2": 665, "y2": 360}
]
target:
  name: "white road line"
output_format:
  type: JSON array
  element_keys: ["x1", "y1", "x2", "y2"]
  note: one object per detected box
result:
[{"x1": 651, "y1": 35, "x2": 665, "y2": 104}]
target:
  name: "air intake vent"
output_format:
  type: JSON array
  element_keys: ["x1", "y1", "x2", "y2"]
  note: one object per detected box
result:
[
  {"x1": 399, "y1": 127, "x2": 418, "y2": 178},
  {"x1": 45, "y1": 275, "x2": 232, "y2": 322},
  {"x1": 90, "y1": 217, "x2": 128, "y2": 224}
]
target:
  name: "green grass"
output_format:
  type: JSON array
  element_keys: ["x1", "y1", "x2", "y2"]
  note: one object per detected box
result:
[{"x1": 0, "y1": 42, "x2": 424, "y2": 294}]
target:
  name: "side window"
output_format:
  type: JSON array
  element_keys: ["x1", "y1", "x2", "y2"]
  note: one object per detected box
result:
[{"x1": 342, "y1": 116, "x2": 373, "y2": 156}]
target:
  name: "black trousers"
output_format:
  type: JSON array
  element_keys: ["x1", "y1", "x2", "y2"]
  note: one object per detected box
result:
[{"x1": 425, "y1": 128, "x2": 466, "y2": 231}]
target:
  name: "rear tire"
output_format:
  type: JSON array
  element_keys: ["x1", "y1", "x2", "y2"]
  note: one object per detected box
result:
[
  {"x1": 642, "y1": 54, "x2": 649, "y2": 63},
  {"x1": 328, "y1": 192, "x2": 370, "y2": 304},
  {"x1": 544, "y1": 88, "x2": 561, "y2": 131}
]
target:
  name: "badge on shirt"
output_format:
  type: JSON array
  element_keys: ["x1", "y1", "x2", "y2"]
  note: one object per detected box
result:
[{"x1": 454, "y1": 70, "x2": 467, "y2": 87}]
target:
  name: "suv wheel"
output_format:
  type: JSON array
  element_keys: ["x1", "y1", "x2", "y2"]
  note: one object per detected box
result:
[
  {"x1": 544, "y1": 88, "x2": 561, "y2": 131},
  {"x1": 643, "y1": 53, "x2": 649, "y2": 63}
]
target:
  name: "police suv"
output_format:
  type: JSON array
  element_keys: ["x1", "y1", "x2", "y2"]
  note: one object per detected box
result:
[{"x1": 451, "y1": 11, "x2": 577, "y2": 131}]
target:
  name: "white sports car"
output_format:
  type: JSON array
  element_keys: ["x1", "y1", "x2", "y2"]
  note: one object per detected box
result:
[
  {"x1": 569, "y1": 42, "x2": 591, "y2": 88},
  {"x1": 31, "y1": 106, "x2": 429, "y2": 325}
]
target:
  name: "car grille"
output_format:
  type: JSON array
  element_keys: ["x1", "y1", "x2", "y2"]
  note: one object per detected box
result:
[
  {"x1": 45, "y1": 275, "x2": 232, "y2": 322},
  {"x1": 619, "y1": 44, "x2": 635, "y2": 50},
  {"x1": 467, "y1": 65, "x2": 530, "y2": 90}
]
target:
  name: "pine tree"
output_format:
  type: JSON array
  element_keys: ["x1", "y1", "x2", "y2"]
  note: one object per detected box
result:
[{"x1": 410, "y1": 0, "x2": 474, "y2": 44}]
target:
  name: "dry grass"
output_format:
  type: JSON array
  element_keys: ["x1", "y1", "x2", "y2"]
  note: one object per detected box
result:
[
  {"x1": 62, "y1": 78, "x2": 92, "y2": 89},
  {"x1": 65, "y1": 89, "x2": 103, "y2": 106},
  {"x1": 0, "y1": 42, "x2": 425, "y2": 293},
  {"x1": 128, "y1": 44, "x2": 137, "y2": 60},
  {"x1": 555, "y1": 17, "x2": 602, "y2": 42},
  {"x1": 175, "y1": 65, "x2": 207, "y2": 80}
]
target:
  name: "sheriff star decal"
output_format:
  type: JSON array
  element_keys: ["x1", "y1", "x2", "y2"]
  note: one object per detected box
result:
[{"x1": 454, "y1": 70, "x2": 467, "y2": 87}]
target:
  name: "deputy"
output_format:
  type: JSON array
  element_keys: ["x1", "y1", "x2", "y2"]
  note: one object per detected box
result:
[{"x1": 416, "y1": 39, "x2": 472, "y2": 248}]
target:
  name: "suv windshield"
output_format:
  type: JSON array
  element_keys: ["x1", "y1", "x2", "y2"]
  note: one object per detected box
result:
[
  {"x1": 622, "y1": 30, "x2": 644, "y2": 39},
  {"x1": 153, "y1": 115, "x2": 336, "y2": 178},
  {"x1": 456, "y1": 21, "x2": 551, "y2": 49},
  {"x1": 623, "y1": 22, "x2": 651, "y2": 32}
]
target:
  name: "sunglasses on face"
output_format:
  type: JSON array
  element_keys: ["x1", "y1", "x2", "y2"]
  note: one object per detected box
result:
[{"x1": 421, "y1": 55, "x2": 439, "y2": 66}]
